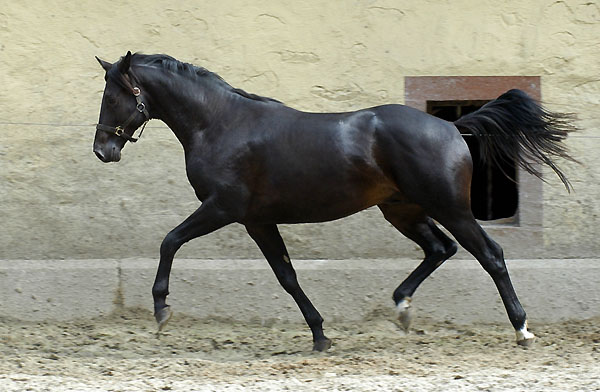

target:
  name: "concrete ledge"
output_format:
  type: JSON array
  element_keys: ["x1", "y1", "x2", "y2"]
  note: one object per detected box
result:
[
  {"x1": 1, "y1": 259, "x2": 598, "y2": 324},
  {"x1": 0, "y1": 259, "x2": 120, "y2": 320}
]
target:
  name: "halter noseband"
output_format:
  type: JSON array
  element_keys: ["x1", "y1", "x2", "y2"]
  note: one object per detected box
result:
[{"x1": 96, "y1": 86, "x2": 150, "y2": 143}]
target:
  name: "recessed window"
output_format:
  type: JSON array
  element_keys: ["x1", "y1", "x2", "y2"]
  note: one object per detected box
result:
[{"x1": 427, "y1": 100, "x2": 518, "y2": 221}]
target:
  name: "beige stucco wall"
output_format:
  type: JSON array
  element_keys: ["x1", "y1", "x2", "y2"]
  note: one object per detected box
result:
[{"x1": 1, "y1": 0, "x2": 598, "y2": 260}]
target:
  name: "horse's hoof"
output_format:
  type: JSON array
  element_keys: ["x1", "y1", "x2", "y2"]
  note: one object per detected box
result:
[
  {"x1": 516, "y1": 335, "x2": 536, "y2": 347},
  {"x1": 396, "y1": 298, "x2": 413, "y2": 332},
  {"x1": 312, "y1": 338, "x2": 332, "y2": 352},
  {"x1": 515, "y1": 322, "x2": 535, "y2": 347},
  {"x1": 155, "y1": 306, "x2": 173, "y2": 332}
]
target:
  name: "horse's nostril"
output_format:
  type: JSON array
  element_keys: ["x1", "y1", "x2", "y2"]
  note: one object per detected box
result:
[{"x1": 95, "y1": 150, "x2": 106, "y2": 162}]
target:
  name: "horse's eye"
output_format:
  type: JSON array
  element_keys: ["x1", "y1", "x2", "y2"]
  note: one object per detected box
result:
[{"x1": 106, "y1": 96, "x2": 117, "y2": 106}]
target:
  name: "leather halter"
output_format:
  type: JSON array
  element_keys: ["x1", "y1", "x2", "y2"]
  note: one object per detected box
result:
[{"x1": 96, "y1": 86, "x2": 150, "y2": 143}]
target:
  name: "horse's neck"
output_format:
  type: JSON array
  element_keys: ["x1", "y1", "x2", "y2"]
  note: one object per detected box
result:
[{"x1": 143, "y1": 70, "x2": 232, "y2": 145}]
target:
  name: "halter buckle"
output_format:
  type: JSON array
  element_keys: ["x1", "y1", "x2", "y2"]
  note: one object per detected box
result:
[{"x1": 115, "y1": 126, "x2": 124, "y2": 136}]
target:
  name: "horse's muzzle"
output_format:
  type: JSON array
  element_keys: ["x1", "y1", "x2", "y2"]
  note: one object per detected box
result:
[{"x1": 93, "y1": 142, "x2": 122, "y2": 163}]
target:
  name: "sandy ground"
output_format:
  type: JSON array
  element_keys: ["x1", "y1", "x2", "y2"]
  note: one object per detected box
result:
[{"x1": 1, "y1": 309, "x2": 599, "y2": 392}]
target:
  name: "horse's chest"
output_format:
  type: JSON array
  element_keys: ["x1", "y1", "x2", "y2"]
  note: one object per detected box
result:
[{"x1": 184, "y1": 161, "x2": 218, "y2": 201}]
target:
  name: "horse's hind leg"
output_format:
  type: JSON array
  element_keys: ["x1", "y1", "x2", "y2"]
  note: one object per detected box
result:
[
  {"x1": 439, "y1": 211, "x2": 536, "y2": 346},
  {"x1": 245, "y1": 224, "x2": 332, "y2": 352},
  {"x1": 378, "y1": 203, "x2": 457, "y2": 331}
]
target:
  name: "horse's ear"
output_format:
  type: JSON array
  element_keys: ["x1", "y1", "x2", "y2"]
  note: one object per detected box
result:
[
  {"x1": 95, "y1": 56, "x2": 112, "y2": 72},
  {"x1": 118, "y1": 51, "x2": 132, "y2": 74}
]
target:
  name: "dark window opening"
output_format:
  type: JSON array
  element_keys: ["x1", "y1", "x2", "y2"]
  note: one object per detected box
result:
[{"x1": 427, "y1": 100, "x2": 518, "y2": 221}]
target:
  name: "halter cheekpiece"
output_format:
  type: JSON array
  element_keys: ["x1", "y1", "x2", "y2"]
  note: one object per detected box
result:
[{"x1": 96, "y1": 86, "x2": 150, "y2": 143}]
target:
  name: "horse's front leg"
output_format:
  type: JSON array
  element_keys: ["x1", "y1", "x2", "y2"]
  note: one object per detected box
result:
[
  {"x1": 152, "y1": 201, "x2": 233, "y2": 330},
  {"x1": 245, "y1": 224, "x2": 332, "y2": 351}
]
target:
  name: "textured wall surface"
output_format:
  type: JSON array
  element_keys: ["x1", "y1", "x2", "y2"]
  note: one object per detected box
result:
[{"x1": 1, "y1": 1, "x2": 599, "y2": 260}]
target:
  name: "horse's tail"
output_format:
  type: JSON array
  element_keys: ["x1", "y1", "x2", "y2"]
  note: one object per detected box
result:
[{"x1": 454, "y1": 89, "x2": 577, "y2": 192}]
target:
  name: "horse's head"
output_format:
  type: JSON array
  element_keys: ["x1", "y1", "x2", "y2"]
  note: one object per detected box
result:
[{"x1": 93, "y1": 51, "x2": 150, "y2": 163}]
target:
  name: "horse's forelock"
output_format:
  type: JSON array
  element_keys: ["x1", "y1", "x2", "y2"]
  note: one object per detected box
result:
[{"x1": 105, "y1": 59, "x2": 130, "y2": 90}]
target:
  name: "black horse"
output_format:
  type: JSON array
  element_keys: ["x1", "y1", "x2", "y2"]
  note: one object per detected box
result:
[{"x1": 93, "y1": 52, "x2": 575, "y2": 351}]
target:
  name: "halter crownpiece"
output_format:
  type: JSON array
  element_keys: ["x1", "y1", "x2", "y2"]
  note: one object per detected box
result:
[{"x1": 96, "y1": 86, "x2": 150, "y2": 143}]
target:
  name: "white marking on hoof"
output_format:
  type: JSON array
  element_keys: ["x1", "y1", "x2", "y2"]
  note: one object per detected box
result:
[
  {"x1": 396, "y1": 298, "x2": 411, "y2": 312},
  {"x1": 155, "y1": 306, "x2": 173, "y2": 332},
  {"x1": 283, "y1": 255, "x2": 291, "y2": 263},
  {"x1": 396, "y1": 298, "x2": 413, "y2": 332},
  {"x1": 516, "y1": 321, "x2": 536, "y2": 346}
]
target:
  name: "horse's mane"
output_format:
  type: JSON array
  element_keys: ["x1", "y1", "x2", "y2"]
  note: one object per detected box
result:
[{"x1": 129, "y1": 53, "x2": 282, "y2": 104}]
